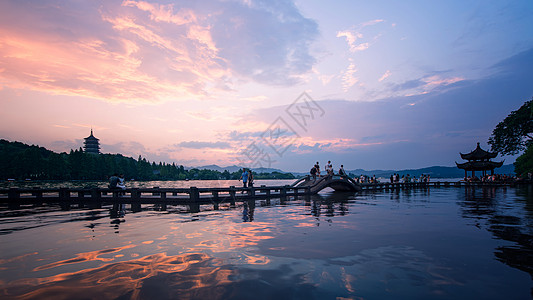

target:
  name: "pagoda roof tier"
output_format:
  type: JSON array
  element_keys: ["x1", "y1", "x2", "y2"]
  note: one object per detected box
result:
[
  {"x1": 455, "y1": 160, "x2": 504, "y2": 171},
  {"x1": 84, "y1": 129, "x2": 99, "y2": 141},
  {"x1": 460, "y1": 142, "x2": 497, "y2": 161},
  {"x1": 84, "y1": 136, "x2": 99, "y2": 142}
]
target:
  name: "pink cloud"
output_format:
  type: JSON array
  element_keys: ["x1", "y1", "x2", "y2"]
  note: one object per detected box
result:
[
  {"x1": 361, "y1": 19, "x2": 385, "y2": 27},
  {"x1": 342, "y1": 62, "x2": 358, "y2": 91},
  {"x1": 379, "y1": 70, "x2": 392, "y2": 82},
  {"x1": 0, "y1": 25, "x2": 208, "y2": 102},
  {"x1": 336, "y1": 19, "x2": 386, "y2": 53},
  {"x1": 336, "y1": 30, "x2": 363, "y2": 47},
  {"x1": 122, "y1": 0, "x2": 197, "y2": 25},
  {"x1": 422, "y1": 75, "x2": 463, "y2": 87},
  {"x1": 0, "y1": 0, "x2": 318, "y2": 102},
  {"x1": 404, "y1": 75, "x2": 464, "y2": 97},
  {"x1": 292, "y1": 137, "x2": 387, "y2": 155}
]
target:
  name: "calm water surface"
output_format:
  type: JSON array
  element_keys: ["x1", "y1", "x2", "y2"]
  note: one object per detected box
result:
[{"x1": 0, "y1": 181, "x2": 532, "y2": 299}]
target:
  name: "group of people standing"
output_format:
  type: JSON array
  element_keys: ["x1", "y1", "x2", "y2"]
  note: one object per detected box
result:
[
  {"x1": 389, "y1": 173, "x2": 431, "y2": 183},
  {"x1": 310, "y1": 161, "x2": 346, "y2": 181},
  {"x1": 465, "y1": 174, "x2": 515, "y2": 183},
  {"x1": 357, "y1": 175, "x2": 377, "y2": 184},
  {"x1": 109, "y1": 173, "x2": 126, "y2": 189},
  {"x1": 239, "y1": 168, "x2": 254, "y2": 189}
]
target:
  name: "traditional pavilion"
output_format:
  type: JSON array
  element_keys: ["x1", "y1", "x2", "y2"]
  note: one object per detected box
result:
[
  {"x1": 456, "y1": 142, "x2": 503, "y2": 178},
  {"x1": 83, "y1": 129, "x2": 100, "y2": 154}
]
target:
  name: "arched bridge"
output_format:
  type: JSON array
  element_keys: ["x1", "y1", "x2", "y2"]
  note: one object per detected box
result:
[{"x1": 292, "y1": 175, "x2": 361, "y2": 193}]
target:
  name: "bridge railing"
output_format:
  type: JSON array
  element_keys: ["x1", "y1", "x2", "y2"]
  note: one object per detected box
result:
[
  {"x1": 317, "y1": 174, "x2": 360, "y2": 186},
  {"x1": 291, "y1": 175, "x2": 311, "y2": 187},
  {"x1": 0, "y1": 185, "x2": 316, "y2": 205}
]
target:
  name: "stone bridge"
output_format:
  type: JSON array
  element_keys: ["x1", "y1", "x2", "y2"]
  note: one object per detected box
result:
[{"x1": 292, "y1": 175, "x2": 361, "y2": 193}]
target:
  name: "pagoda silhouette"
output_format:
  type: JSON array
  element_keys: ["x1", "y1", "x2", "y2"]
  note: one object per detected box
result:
[
  {"x1": 456, "y1": 142, "x2": 503, "y2": 178},
  {"x1": 83, "y1": 129, "x2": 100, "y2": 154}
]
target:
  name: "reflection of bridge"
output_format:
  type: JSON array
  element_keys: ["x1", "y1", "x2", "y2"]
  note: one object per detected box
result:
[{"x1": 291, "y1": 175, "x2": 362, "y2": 193}]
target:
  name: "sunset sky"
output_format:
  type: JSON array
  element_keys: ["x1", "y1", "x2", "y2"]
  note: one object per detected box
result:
[{"x1": 1, "y1": 0, "x2": 532, "y2": 172}]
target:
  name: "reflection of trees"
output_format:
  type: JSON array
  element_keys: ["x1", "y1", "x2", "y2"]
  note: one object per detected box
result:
[{"x1": 458, "y1": 186, "x2": 533, "y2": 280}]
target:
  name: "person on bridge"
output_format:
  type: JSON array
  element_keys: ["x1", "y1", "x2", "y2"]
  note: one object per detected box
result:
[
  {"x1": 117, "y1": 174, "x2": 126, "y2": 190},
  {"x1": 109, "y1": 173, "x2": 119, "y2": 189},
  {"x1": 248, "y1": 170, "x2": 254, "y2": 188},
  {"x1": 325, "y1": 160, "x2": 333, "y2": 176},
  {"x1": 338, "y1": 165, "x2": 346, "y2": 176},
  {"x1": 239, "y1": 168, "x2": 249, "y2": 192},
  {"x1": 310, "y1": 165, "x2": 317, "y2": 181},
  {"x1": 314, "y1": 162, "x2": 321, "y2": 177}
]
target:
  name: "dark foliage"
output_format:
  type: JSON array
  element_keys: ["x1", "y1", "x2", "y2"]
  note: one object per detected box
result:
[
  {"x1": 514, "y1": 143, "x2": 533, "y2": 177},
  {"x1": 488, "y1": 98, "x2": 533, "y2": 155}
]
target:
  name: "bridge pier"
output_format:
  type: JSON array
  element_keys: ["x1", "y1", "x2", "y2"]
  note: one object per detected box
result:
[
  {"x1": 131, "y1": 188, "x2": 140, "y2": 201},
  {"x1": 190, "y1": 187, "x2": 199, "y2": 202},
  {"x1": 280, "y1": 186, "x2": 287, "y2": 197},
  {"x1": 59, "y1": 188, "x2": 70, "y2": 201},
  {"x1": 229, "y1": 186, "x2": 236, "y2": 206},
  {"x1": 8, "y1": 188, "x2": 20, "y2": 209}
]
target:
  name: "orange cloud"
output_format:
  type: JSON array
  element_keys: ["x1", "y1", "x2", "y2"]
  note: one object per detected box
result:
[
  {"x1": 0, "y1": 0, "x2": 318, "y2": 102},
  {"x1": 0, "y1": 2, "x2": 228, "y2": 103},
  {"x1": 0, "y1": 30, "x2": 203, "y2": 102}
]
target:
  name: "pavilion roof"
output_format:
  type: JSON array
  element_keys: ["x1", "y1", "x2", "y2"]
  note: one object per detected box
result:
[
  {"x1": 460, "y1": 143, "x2": 497, "y2": 161},
  {"x1": 455, "y1": 160, "x2": 504, "y2": 171}
]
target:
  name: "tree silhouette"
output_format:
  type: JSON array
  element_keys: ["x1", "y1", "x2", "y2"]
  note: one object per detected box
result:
[
  {"x1": 488, "y1": 98, "x2": 533, "y2": 155},
  {"x1": 0, "y1": 139, "x2": 295, "y2": 181}
]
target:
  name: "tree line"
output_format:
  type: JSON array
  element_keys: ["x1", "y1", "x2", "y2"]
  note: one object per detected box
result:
[
  {"x1": 489, "y1": 97, "x2": 533, "y2": 177},
  {"x1": 0, "y1": 139, "x2": 295, "y2": 181}
]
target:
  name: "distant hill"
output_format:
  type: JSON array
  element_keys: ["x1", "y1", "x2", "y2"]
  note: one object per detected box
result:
[{"x1": 194, "y1": 164, "x2": 287, "y2": 174}]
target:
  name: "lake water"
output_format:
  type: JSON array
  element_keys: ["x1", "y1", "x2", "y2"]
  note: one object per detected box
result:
[{"x1": 0, "y1": 180, "x2": 532, "y2": 299}]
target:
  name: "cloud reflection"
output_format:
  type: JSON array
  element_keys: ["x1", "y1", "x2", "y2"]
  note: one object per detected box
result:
[
  {"x1": 33, "y1": 245, "x2": 136, "y2": 272},
  {"x1": 1, "y1": 252, "x2": 233, "y2": 299}
]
